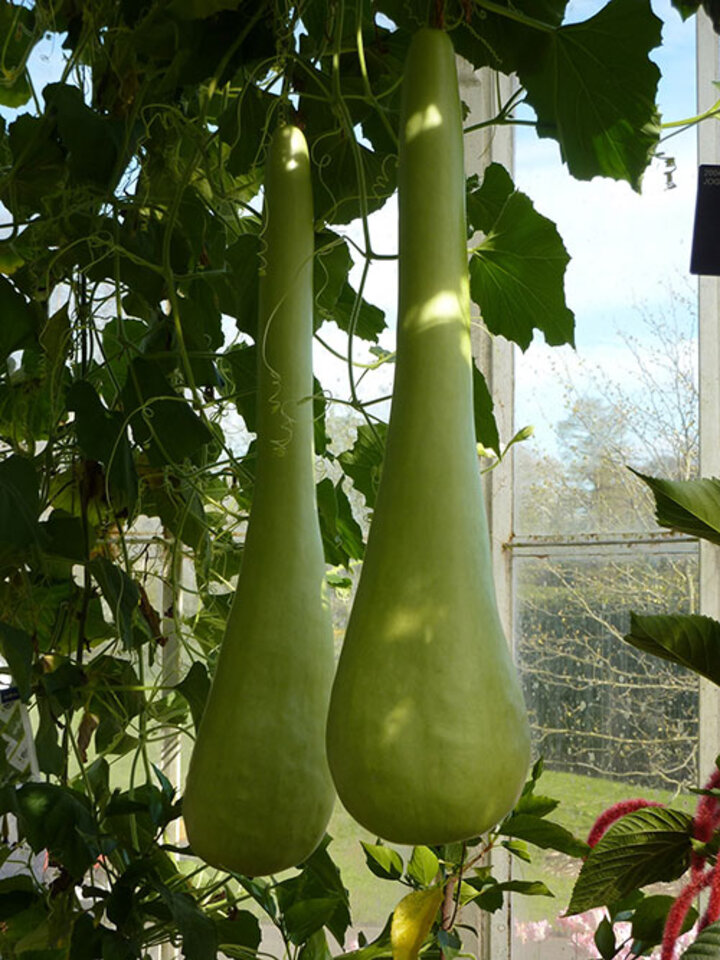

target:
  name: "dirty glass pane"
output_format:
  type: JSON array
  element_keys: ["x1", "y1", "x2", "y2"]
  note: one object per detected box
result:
[{"x1": 511, "y1": 552, "x2": 699, "y2": 957}]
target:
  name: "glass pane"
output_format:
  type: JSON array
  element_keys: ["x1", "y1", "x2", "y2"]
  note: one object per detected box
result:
[
  {"x1": 512, "y1": 0, "x2": 698, "y2": 537},
  {"x1": 512, "y1": 552, "x2": 699, "y2": 956}
]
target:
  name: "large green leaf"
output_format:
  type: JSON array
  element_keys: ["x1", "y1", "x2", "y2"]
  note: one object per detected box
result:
[
  {"x1": 631, "y1": 471, "x2": 720, "y2": 544},
  {"x1": 121, "y1": 358, "x2": 213, "y2": 465},
  {"x1": 174, "y1": 662, "x2": 210, "y2": 731},
  {"x1": 500, "y1": 813, "x2": 589, "y2": 858},
  {"x1": 625, "y1": 612, "x2": 720, "y2": 686},
  {"x1": 468, "y1": 164, "x2": 574, "y2": 350},
  {"x1": 219, "y1": 343, "x2": 257, "y2": 432},
  {"x1": 160, "y1": 890, "x2": 217, "y2": 960},
  {"x1": 681, "y1": 921, "x2": 720, "y2": 958},
  {"x1": 473, "y1": 366, "x2": 500, "y2": 455},
  {"x1": 0, "y1": 455, "x2": 40, "y2": 563},
  {"x1": 309, "y1": 129, "x2": 396, "y2": 226},
  {"x1": 67, "y1": 380, "x2": 138, "y2": 510},
  {"x1": 567, "y1": 807, "x2": 692, "y2": 915},
  {"x1": 215, "y1": 911, "x2": 262, "y2": 954},
  {"x1": 632, "y1": 895, "x2": 697, "y2": 952},
  {"x1": 0, "y1": 278, "x2": 38, "y2": 360},
  {"x1": 0, "y1": 622, "x2": 33, "y2": 701},
  {"x1": 274, "y1": 840, "x2": 351, "y2": 946},
  {"x1": 4, "y1": 114, "x2": 67, "y2": 218},
  {"x1": 88, "y1": 558, "x2": 139, "y2": 650},
  {"x1": 217, "y1": 83, "x2": 277, "y2": 176},
  {"x1": 314, "y1": 233, "x2": 386, "y2": 342},
  {"x1": 16, "y1": 782, "x2": 101, "y2": 878},
  {"x1": 337, "y1": 423, "x2": 387, "y2": 510},
  {"x1": 519, "y1": 0, "x2": 662, "y2": 188},
  {"x1": 316, "y1": 478, "x2": 364, "y2": 566},
  {"x1": 43, "y1": 84, "x2": 125, "y2": 190},
  {"x1": 361, "y1": 842, "x2": 403, "y2": 881},
  {"x1": 0, "y1": 4, "x2": 34, "y2": 108}
]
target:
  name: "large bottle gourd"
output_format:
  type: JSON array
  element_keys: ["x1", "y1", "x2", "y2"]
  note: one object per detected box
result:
[
  {"x1": 183, "y1": 126, "x2": 335, "y2": 875},
  {"x1": 325, "y1": 29, "x2": 531, "y2": 846}
]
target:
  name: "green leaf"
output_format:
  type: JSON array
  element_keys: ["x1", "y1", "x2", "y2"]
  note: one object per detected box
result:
[
  {"x1": 497, "y1": 880, "x2": 554, "y2": 897},
  {"x1": 217, "y1": 83, "x2": 277, "y2": 176},
  {"x1": 594, "y1": 917, "x2": 616, "y2": 960},
  {"x1": 625, "y1": 612, "x2": 720, "y2": 686},
  {"x1": 519, "y1": 0, "x2": 662, "y2": 188},
  {"x1": 317, "y1": 478, "x2": 364, "y2": 567},
  {"x1": 513, "y1": 794, "x2": 560, "y2": 818},
  {"x1": 40, "y1": 509, "x2": 91, "y2": 563},
  {"x1": 67, "y1": 380, "x2": 138, "y2": 510},
  {"x1": 0, "y1": 622, "x2": 32, "y2": 701},
  {"x1": 121, "y1": 357, "x2": 213, "y2": 465},
  {"x1": 89, "y1": 558, "x2": 139, "y2": 650},
  {"x1": 0, "y1": 4, "x2": 35, "y2": 108},
  {"x1": 566, "y1": 807, "x2": 692, "y2": 915},
  {"x1": 310, "y1": 130, "x2": 395, "y2": 225},
  {"x1": 274, "y1": 840, "x2": 350, "y2": 945},
  {"x1": 0, "y1": 278, "x2": 38, "y2": 360},
  {"x1": 43, "y1": 83, "x2": 126, "y2": 190},
  {"x1": 142, "y1": 479, "x2": 210, "y2": 554},
  {"x1": 468, "y1": 163, "x2": 574, "y2": 351},
  {"x1": 284, "y1": 899, "x2": 345, "y2": 946},
  {"x1": 472, "y1": 367, "x2": 500, "y2": 456},
  {"x1": 168, "y1": 892, "x2": 217, "y2": 960},
  {"x1": 473, "y1": 884, "x2": 504, "y2": 913},
  {"x1": 174, "y1": 662, "x2": 210, "y2": 730},
  {"x1": 0, "y1": 875, "x2": 38, "y2": 920},
  {"x1": 407, "y1": 846, "x2": 440, "y2": 887},
  {"x1": 361, "y1": 842, "x2": 403, "y2": 881},
  {"x1": 16, "y1": 782, "x2": 101, "y2": 878},
  {"x1": 502, "y1": 839, "x2": 532, "y2": 863},
  {"x1": 169, "y1": 0, "x2": 242, "y2": 18},
  {"x1": 4, "y1": 114, "x2": 67, "y2": 217},
  {"x1": 215, "y1": 911, "x2": 262, "y2": 953},
  {"x1": 34, "y1": 697, "x2": 64, "y2": 777},
  {"x1": 337, "y1": 423, "x2": 387, "y2": 510},
  {"x1": 314, "y1": 233, "x2": 387, "y2": 342},
  {"x1": 0, "y1": 455, "x2": 40, "y2": 562},
  {"x1": 223, "y1": 233, "x2": 262, "y2": 337},
  {"x1": 298, "y1": 929, "x2": 333, "y2": 960},
  {"x1": 219, "y1": 343, "x2": 257, "y2": 432},
  {"x1": 632, "y1": 895, "x2": 697, "y2": 949},
  {"x1": 681, "y1": 920, "x2": 720, "y2": 958},
  {"x1": 500, "y1": 814, "x2": 589, "y2": 858},
  {"x1": 630, "y1": 471, "x2": 720, "y2": 544}
]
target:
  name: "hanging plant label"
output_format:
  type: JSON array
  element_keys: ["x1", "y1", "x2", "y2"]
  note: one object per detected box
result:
[{"x1": 690, "y1": 164, "x2": 720, "y2": 275}]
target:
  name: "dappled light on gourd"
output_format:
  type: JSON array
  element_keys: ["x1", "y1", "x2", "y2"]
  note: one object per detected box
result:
[
  {"x1": 325, "y1": 28, "x2": 531, "y2": 846},
  {"x1": 182, "y1": 125, "x2": 335, "y2": 877}
]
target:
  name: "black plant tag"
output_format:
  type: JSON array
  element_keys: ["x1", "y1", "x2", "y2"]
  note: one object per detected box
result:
[{"x1": 690, "y1": 165, "x2": 720, "y2": 276}]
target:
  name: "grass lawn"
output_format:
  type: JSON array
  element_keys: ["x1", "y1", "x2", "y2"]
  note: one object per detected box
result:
[
  {"x1": 492, "y1": 768, "x2": 694, "y2": 925},
  {"x1": 324, "y1": 767, "x2": 698, "y2": 929}
]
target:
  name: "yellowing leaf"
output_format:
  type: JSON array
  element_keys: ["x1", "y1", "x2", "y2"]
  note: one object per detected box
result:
[{"x1": 390, "y1": 887, "x2": 443, "y2": 960}]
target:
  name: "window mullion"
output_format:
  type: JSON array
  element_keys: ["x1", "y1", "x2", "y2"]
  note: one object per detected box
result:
[{"x1": 696, "y1": 10, "x2": 720, "y2": 778}]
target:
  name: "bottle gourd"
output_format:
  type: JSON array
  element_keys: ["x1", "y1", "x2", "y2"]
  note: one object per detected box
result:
[
  {"x1": 325, "y1": 29, "x2": 531, "y2": 846},
  {"x1": 183, "y1": 126, "x2": 335, "y2": 875}
]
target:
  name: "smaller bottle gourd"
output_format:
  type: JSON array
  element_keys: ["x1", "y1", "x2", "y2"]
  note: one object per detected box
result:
[
  {"x1": 325, "y1": 29, "x2": 531, "y2": 846},
  {"x1": 183, "y1": 126, "x2": 335, "y2": 876}
]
